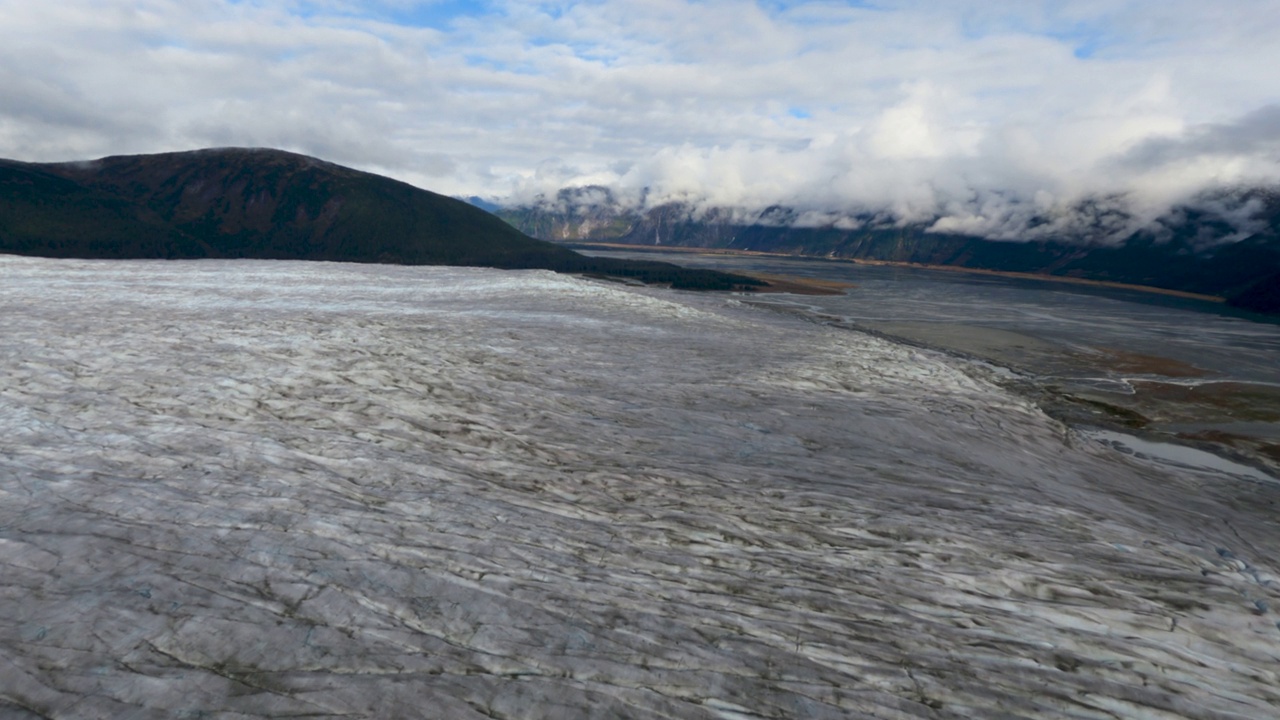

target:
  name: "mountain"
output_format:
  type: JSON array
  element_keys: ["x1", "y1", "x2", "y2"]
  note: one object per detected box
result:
[
  {"x1": 496, "y1": 186, "x2": 1280, "y2": 313},
  {"x1": 0, "y1": 149, "x2": 761, "y2": 291},
  {"x1": 1228, "y1": 271, "x2": 1280, "y2": 313}
]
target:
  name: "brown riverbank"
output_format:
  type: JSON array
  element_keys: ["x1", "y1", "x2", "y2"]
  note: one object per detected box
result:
[{"x1": 743, "y1": 273, "x2": 856, "y2": 295}]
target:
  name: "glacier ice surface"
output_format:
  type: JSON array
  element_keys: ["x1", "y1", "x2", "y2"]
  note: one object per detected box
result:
[{"x1": 0, "y1": 256, "x2": 1278, "y2": 718}]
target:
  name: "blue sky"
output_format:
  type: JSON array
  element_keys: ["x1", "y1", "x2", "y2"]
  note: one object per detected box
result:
[
  {"x1": 2, "y1": 0, "x2": 1279, "y2": 239},
  {"x1": 292, "y1": 0, "x2": 493, "y2": 29}
]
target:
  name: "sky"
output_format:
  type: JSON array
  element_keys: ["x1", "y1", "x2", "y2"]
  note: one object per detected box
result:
[{"x1": 3, "y1": 0, "x2": 1280, "y2": 239}]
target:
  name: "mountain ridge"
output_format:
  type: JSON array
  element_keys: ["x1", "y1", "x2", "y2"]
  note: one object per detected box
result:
[
  {"x1": 0, "y1": 149, "x2": 762, "y2": 291},
  {"x1": 494, "y1": 187, "x2": 1280, "y2": 313}
]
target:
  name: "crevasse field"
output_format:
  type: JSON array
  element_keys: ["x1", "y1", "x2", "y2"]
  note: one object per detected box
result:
[{"x1": 1, "y1": 256, "x2": 1277, "y2": 719}]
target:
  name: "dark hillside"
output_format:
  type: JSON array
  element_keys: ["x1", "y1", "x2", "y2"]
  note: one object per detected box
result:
[
  {"x1": 1, "y1": 149, "x2": 761, "y2": 291},
  {"x1": 38, "y1": 148, "x2": 582, "y2": 267},
  {"x1": 1228, "y1": 271, "x2": 1280, "y2": 314},
  {"x1": 0, "y1": 162, "x2": 194, "y2": 258}
]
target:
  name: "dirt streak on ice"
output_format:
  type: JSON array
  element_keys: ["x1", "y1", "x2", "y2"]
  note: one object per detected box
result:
[{"x1": 0, "y1": 256, "x2": 1278, "y2": 719}]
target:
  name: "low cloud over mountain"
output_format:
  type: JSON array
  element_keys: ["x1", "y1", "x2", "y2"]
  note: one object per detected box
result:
[{"x1": 504, "y1": 103, "x2": 1280, "y2": 248}]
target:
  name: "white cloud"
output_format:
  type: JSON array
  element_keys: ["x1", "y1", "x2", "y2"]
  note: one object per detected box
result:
[{"x1": 3, "y1": 0, "x2": 1280, "y2": 239}]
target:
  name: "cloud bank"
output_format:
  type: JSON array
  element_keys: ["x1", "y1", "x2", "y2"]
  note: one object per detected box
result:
[{"x1": 3, "y1": 1, "x2": 1280, "y2": 240}]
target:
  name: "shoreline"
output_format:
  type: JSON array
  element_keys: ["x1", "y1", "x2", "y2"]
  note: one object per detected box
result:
[
  {"x1": 730, "y1": 291, "x2": 1279, "y2": 480},
  {"x1": 566, "y1": 241, "x2": 1226, "y2": 303},
  {"x1": 739, "y1": 272, "x2": 855, "y2": 296},
  {"x1": 869, "y1": 326, "x2": 1280, "y2": 481}
]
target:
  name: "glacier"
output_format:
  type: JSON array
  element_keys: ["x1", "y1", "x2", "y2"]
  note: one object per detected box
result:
[{"x1": 0, "y1": 256, "x2": 1277, "y2": 719}]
